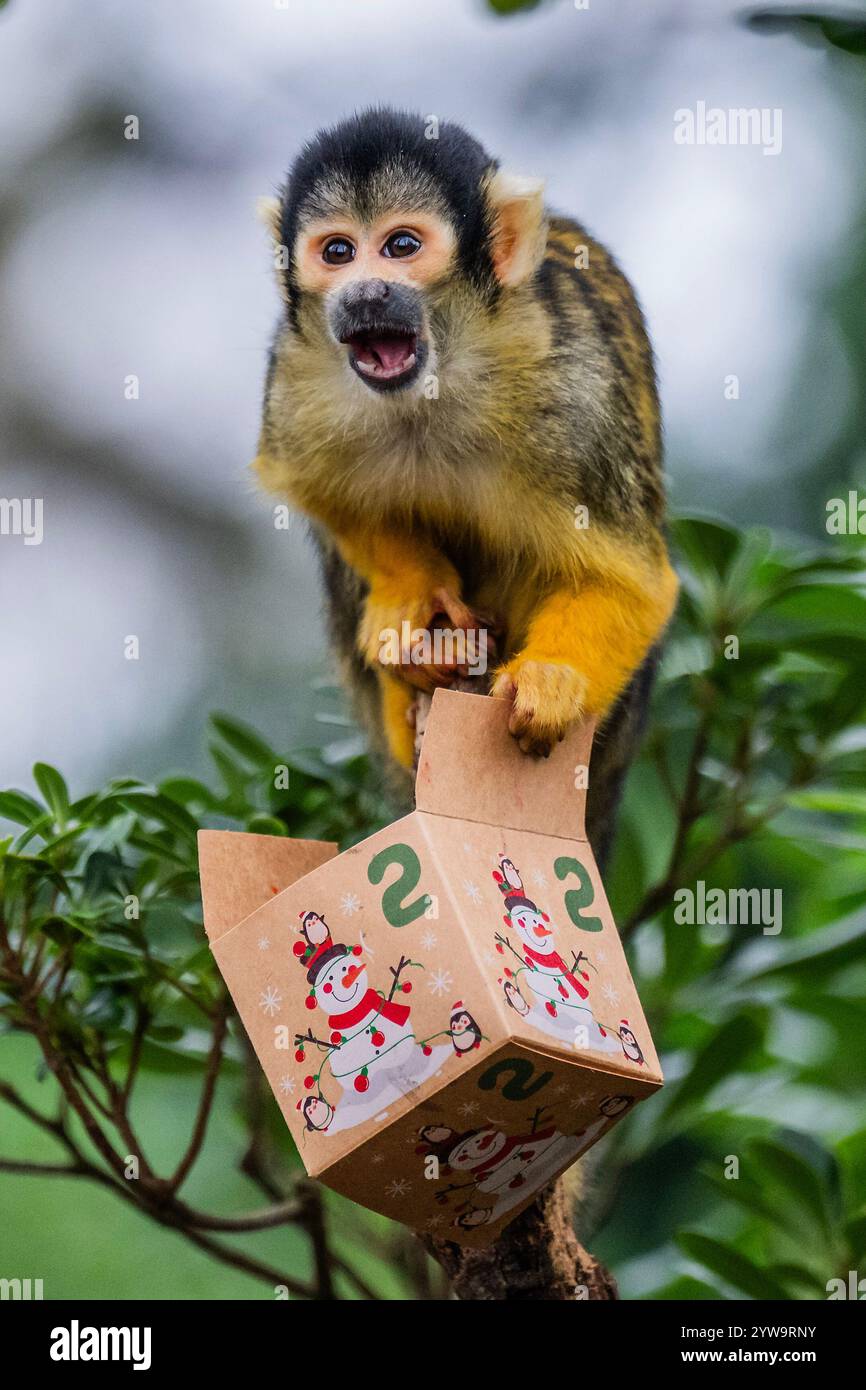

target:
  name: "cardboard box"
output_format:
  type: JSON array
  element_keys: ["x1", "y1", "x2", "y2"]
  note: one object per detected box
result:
[{"x1": 198, "y1": 688, "x2": 662, "y2": 1247}]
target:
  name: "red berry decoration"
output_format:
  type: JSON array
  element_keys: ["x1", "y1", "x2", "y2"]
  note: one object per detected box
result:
[
  {"x1": 402, "y1": 982, "x2": 412, "y2": 994},
  {"x1": 294, "y1": 1049, "x2": 305, "y2": 1063},
  {"x1": 371, "y1": 1030, "x2": 385, "y2": 1047},
  {"x1": 505, "y1": 967, "x2": 513, "y2": 978},
  {"x1": 330, "y1": 1031, "x2": 342, "y2": 1045},
  {"x1": 292, "y1": 941, "x2": 305, "y2": 957},
  {"x1": 354, "y1": 1074, "x2": 370, "y2": 1093},
  {"x1": 422, "y1": 1045, "x2": 432, "y2": 1057},
  {"x1": 496, "y1": 942, "x2": 504, "y2": 954},
  {"x1": 303, "y1": 1075, "x2": 315, "y2": 1090},
  {"x1": 352, "y1": 944, "x2": 362, "y2": 956},
  {"x1": 305, "y1": 995, "x2": 316, "y2": 1010}
]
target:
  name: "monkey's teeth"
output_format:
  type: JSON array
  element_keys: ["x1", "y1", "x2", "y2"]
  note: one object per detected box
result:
[{"x1": 356, "y1": 352, "x2": 416, "y2": 380}]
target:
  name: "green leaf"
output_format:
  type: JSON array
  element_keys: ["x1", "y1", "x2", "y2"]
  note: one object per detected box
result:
[
  {"x1": 747, "y1": 10, "x2": 866, "y2": 57},
  {"x1": 677, "y1": 1232, "x2": 791, "y2": 1299},
  {"x1": 33, "y1": 763, "x2": 70, "y2": 825},
  {"x1": 210, "y1": 714, "x2": 275, "y2": 766},
  {"x1": 0, "y1": 789, "x2": 46, "y2": 826},
  {"x1": 666, "y1": 1011, "x2": 765, "y2": 1117},
  {"x1": 749, "y1": 1139, "x2": 835, "y2": 1243}
]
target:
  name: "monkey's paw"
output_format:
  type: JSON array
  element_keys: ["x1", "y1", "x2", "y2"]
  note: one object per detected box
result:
[
  {"x1": 492, "y1": 660, "x2": 587, "y2": 756},
  {"x1": 359, "y1": 587, "x2": 489, "y2": 693}
]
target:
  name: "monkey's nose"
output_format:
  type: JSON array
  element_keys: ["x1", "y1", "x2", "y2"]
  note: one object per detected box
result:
[{"x1": 343, "y1": 278, "x2": 390, "y2": 310}]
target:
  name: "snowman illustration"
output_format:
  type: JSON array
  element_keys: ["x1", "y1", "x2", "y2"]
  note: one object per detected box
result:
[
  {"x1": 491, "y1": 855, "x2": 623, "y2": 1054},
  {"x1": 417, "y1": 1106, "x2": 587, "y2": 1230},
  {"x1": 292, "y1": 911, "x2": 473, "y2": 1135}
]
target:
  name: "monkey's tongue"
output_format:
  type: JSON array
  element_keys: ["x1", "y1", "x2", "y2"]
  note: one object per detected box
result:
[{"x1": 352, "y1": 333, "x2": 416, "y2": 379}]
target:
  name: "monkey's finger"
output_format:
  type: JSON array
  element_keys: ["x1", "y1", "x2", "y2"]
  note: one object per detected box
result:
[
  {"x1": 490, "y1": 672, "x2": 517, "y2": 704},
  {"x1": 431, "y1": 587, "x2": 477, "y2": 634}
]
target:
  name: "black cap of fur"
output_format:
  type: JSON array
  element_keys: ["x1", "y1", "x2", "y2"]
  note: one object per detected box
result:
[{"x1": 278, "y1": 108, "x2": 500, "y2": 320}]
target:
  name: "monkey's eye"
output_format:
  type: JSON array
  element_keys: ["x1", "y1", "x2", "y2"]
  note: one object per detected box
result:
[
  {"x1": 383, "y1": 231, "x2": 421, "y2": 259},
  {"x1": 322, "y1": 238, "x2": 356, "y2": 266}
]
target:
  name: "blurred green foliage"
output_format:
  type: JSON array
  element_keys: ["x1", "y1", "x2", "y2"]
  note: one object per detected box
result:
[{"x1": 2, "y1": 515, "x2": 866, "y2": 1298}]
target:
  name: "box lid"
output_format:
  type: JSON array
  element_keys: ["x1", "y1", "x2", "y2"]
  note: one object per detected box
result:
[
  {"x1": 198, "y1": 829, "x2": 338, "y2": 943},
  {"x1": 415, "y1": 689, "x2": 594, "y2": 840}
]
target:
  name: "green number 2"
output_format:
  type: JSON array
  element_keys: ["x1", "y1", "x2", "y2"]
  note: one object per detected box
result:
[
  {"x1": 367, "y1": 843, "x2": 430, "y2": 927},
  {"x1": 554, "y1": 855, "x2": 604, "y2": 932},
  {"x1": 477, "y1": 1057, "x2": 553, "y2": 1101}
]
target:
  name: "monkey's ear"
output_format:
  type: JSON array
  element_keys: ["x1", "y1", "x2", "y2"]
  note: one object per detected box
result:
[
  {"x1": 256, "y1": 195, "x2": 282, "y2": 244},
  {"x1": 257, "y1": 196, "x2": 291, "y2": 306},
  {"x1": 486, "y1": 170, "x2": 547, "y2": 288}
]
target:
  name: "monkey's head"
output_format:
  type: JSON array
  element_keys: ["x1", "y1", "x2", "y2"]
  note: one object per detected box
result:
[{"x1": 260, "y1": 109, "x2": 547, "y2": 399}]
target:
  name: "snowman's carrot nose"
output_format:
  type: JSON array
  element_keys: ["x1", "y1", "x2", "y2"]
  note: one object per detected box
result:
[
  {"x1": 534, "y1": 924, "x2": 552, "y2": 937},
  {"x1": 343, "y1": 962, "x2": 364, "y2": 987}
]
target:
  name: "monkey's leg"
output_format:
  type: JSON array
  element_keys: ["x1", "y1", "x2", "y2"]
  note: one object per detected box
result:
[
  {"x1": 493, "y1": 557, "x2": 678, "y2": 755},
  {"x1": 377, "y1": 669, "x2": 418, "y2": 769}
]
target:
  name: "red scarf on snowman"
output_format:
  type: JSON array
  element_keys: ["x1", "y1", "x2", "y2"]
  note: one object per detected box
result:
[
  {"x1": 522, "y1": 944, "x2": 589, "y2": 1000},
  {"x1": 328, "y1": 989, "x2": 410, "y2": 1031}
]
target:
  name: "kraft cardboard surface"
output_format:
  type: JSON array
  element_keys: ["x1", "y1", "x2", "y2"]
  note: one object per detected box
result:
[{"x1": 199, "y1": 688, "x2": 662, "y2": 1246}]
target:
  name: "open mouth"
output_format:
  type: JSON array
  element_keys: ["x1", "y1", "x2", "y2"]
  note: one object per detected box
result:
[{"x1": 342, "y1": 328, "x2": 423, "y2": 391}]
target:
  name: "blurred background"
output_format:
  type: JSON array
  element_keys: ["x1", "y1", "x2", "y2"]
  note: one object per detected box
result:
[{"x1": 2, "y1": 0, "x2": 866, "y2": 1300}]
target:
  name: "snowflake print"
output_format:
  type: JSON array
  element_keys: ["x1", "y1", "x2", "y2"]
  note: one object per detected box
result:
[
  {"x1": 569, "y1": 1091, "x2": 592, "y2": 1110},
  {"x1": 482, "y1": 949, "x2": 496, "y2": 965},
  {"x1": 428, "y1": 967, "x2": 453, "y2": 998},
  {"x1": 602, "y1": 981, "x2": 620, "y2": 1007},
  {"x1": 258, "y1": 985, "x2": 282, "y2": 1017},
  {"x1": 595, "y1": 947, "x2": 608, "y2": 965},
  {"x1": 420, "y1": 930, "x2": 438, "y2": 951},
  {"x1": 340, "y1": 892, "x2": 361, "y2": 917},
  {"x1": 278, "y1": 1075, "x2": 295, "y2": 1096},
  {"x1": 531, "y1": 869, "x2": 549, "y2": 889},
  {"x1": 462, "y1": 841, "x2": 475, "y2": 855},
  {"x1": 459, "y1": 1100, "x2": 479, "y2": 1116},
  {"x1": 258, "y1": 936, "x2": 270, "y2": 951},
  {"x1": 427, "y1": 1215, "x2": 444, "y2": 1229},
  {"x1": 371, "y1": 1153, "x2": 385, "y2": 1164},
  {"x1": 386, "y1": 1178, "x2": 411, "y2": 1199},
  {"x1": 463, "y1": 880, "x2": 482, "y2": 904}
]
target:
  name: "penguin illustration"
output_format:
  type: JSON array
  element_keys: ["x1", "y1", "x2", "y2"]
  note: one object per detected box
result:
[
  {"x1": 293, "y1": 910, "x2": 333, "y2": 968},
  {"x1": 618, "y1": 1020, "x2": 645, "y2": 1065},
  {"x1": 449, "y1": 1001, "x2": 483, "y2": 1055},
  {"x1": 298, "y1": 1094, "x2": 334, "y2": 1132},
  {"x1": 502, "y1": 979, "x2": 530, "y2": 1017},
  {"x1": 599, "y1": 1094, "x2": 634, "y2": 1119},
  {"x1": 299, "y1": 910, "x2": 330, "y2": 949},
  {"x1": 492, "y1": 855, "x2": 525, "y2": 897}
]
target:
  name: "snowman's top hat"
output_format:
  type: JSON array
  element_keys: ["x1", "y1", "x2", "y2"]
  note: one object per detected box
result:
[
  {"x1": 503, "y1": 892, "x2": 538, "y2": 916},
  {"x1": 305, "y1": 941, "x2": 349, "y2": 986}
]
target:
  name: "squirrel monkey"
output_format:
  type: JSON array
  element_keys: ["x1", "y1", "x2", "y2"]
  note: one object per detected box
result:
[{"x1": 254, "y1": 109, "x2": 678, "y2": 833}]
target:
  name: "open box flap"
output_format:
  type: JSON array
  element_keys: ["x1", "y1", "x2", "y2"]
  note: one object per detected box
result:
[
  {"x1": 415, "y1": 688, "x2": 595, "y2": 840},
  {"x1": 197, "y1": 829, "x2": 338, "y2": 944}
]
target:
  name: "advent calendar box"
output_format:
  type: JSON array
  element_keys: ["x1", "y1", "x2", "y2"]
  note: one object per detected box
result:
[{"x1": 198, "y1": 689, "x2": 662, "y2": 1247}]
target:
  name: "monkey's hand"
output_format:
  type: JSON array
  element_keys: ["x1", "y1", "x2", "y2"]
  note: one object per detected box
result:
[
  {"x1": 492, "y1": 660, "x2": 587, "y2": 756},
  {"x1": 492, "y1": 556, "x2": 678, "y2": 755},
  {"x1": 334, "y1": 530, "x2": 483, "y2": 692}
]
